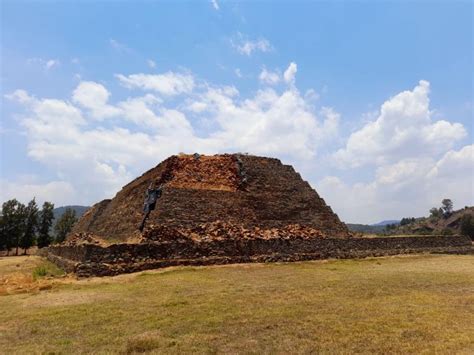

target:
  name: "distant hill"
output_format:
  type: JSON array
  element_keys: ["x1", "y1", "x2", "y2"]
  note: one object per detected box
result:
[
  {"x1": 346, "y1": 223, "x2": 386, "y2": 234},
  {"x1": 346, "y1": 219, "x2": 400, "y2": 234},
  {"x1": 53, "y1": 205, "x2": 89, "y2": 224},
  {"x1": 371, "y1": 220, "x2": 400, "y2": 226}
]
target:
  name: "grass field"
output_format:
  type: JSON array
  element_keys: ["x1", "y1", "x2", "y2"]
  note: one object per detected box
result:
[{"x1": 0, "y1": 254, "x2": 473, "y2": 354}]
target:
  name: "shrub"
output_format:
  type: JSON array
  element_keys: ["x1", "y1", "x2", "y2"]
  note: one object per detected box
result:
[
  {"x1": 441, "y1": 228, "x2": 453, "y2": 236},
  {"x1": 400, "y1": 217, "x2": 416, "y2": 226},
  {"x1": 32, "y1": 266, "x2": 48, "y2": 280},
  {"x1": 429, "y1": 207, "x2": 442, "y2": 218},
  {"x1": 415, "y1": 227, "x2": 434, "y2": 235}
]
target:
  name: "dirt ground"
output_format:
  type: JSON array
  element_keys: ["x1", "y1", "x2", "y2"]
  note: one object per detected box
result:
[{"x1": 0, "y1": 254, "x2": 473, "y2": 354}]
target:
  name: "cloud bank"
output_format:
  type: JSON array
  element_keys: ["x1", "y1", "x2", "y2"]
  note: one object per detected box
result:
[
  {"x1": 3, "y1": 66, "x2": 472, "y2": 223},
  {"x1": 3, "y1": 63, "x2": 340, "y2": 206}
]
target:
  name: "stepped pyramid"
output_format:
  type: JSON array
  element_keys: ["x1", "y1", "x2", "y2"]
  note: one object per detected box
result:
[{"x1": 72, "y1": 154, "x2": 350, "y2": 242}]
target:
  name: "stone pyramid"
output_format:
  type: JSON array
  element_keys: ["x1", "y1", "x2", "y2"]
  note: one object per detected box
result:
[{"x1": 72, "y1": 154, "x2": 350, "y2": 242}]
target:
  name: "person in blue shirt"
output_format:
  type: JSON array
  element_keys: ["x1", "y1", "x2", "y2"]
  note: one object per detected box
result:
[{"x1": 139, "y1": 182, "x2": 163, "y2": 232}]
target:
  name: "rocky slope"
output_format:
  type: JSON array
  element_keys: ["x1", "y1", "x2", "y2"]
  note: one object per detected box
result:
[{"x1": 387, "y1": 206, "x2": 474, "y2": 235}]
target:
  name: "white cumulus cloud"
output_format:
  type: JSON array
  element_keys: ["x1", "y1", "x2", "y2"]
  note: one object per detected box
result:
[
  {"x1": 72, "y1": 81, "x2": 121, "y2": 120},
  {"x1": 319, "y1": 144, "x2": 473, "y2": 224},
  {"x1": 0, "y1": 180, "x2": 77, "y2": 207},
  {"x1": 334, "y1": 80, "x2": 467, "y2": 168},
  {"x1": 427, "y1": 144, "x2": 474, "y2": 180}
]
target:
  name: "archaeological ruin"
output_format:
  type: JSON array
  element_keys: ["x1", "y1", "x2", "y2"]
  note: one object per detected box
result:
[{"x1": 41, "y1": 154, "x2": 472, "y2": 277}]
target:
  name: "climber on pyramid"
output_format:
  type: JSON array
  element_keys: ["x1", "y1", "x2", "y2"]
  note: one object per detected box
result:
[
  {"x1": 139, "y1": 182, "x2": 163, "y2": 232},
  {"x1": 236, "y1": 156, "x2": 248, "y2": 185}
]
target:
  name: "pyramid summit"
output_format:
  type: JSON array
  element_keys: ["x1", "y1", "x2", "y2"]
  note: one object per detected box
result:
[{"x1": 72, "y1": 153, "x2": 350, "y2": 242}]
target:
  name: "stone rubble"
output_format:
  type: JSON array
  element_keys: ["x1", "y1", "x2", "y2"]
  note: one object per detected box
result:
[
  {"x1": 140, "y1": 222, "x2": 325, "y2": 243},
  {"x1": 63, "y1": 233, "x2": 107, "y2": 247}
]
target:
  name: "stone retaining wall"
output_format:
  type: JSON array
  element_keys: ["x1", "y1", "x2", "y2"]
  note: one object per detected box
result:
[{"x1": 40, "y1": 235, "x2": 472, "y2": 277}]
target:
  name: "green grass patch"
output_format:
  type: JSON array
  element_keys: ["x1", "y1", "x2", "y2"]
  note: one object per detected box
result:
[
  {"x1": 0, "y1": 256, "x2": 65, "y2": 279},
  {"x1": 31, "y1": 261, "x2": 65, "y2": 280},
  {"x1": 32, "y1": 266, "x2": 48, "y2": 280}
]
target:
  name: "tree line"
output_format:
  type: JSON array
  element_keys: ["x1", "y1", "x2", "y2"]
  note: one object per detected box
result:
[{"x1": 0, "y1": 198, "x2": 78, "y2": 255}]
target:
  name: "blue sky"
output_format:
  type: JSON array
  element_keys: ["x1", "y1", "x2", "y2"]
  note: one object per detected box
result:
[{"x1": 1, "y1": 0, "x2": 473, "y2": 223}]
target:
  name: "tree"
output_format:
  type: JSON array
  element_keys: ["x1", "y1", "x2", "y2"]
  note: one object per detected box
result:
[
  {"x1": 460, "y1": 215, "x2": 474, "y2": 241},
  {"x1": 37, "y1": 202, "x2": 55, "y2": 248},
  {"x1": 20, "y1": 198, "x2": 39, "y2": 254},
  {"x1": 429, "y1": 207, "x2": 442, "y2": 218},
  {"x1": 54, "y1": 208, "x2": 77, "y2": 243},
  {"x1": 1, "y1": 199, "x2": 27, "y2": 255},
  {"x1": 385, "y1": 223, "x2": 397, "y2": 232},
  {"x1": 441, "y1": 199, "x2": 453, "y2": 217},
  {"x1": 400, "y1": 217, "x2": 416, "y2": 226},
  {"x1": 0, "y1": 215, "x2": 6, "y2": 252}
]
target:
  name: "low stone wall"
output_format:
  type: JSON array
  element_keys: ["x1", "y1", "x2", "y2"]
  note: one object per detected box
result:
[{"x1": 41, "y1": 235, "x2": 473, "y2": 277}]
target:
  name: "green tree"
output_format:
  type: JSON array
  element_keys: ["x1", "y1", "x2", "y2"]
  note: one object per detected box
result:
[
  {"x1": 0, "y1": 215, "x2": 6, "y2": 252},
  {"x1": 385, "y1": 223, "x2": 397, "y2": 232},
  {"x1": 441, "y1": 199, "x2": 453, "y2": 217},
  {"x1": 20, "y1": 198, "x2": 39, "y2": 254},
  {"x1": 37, "y1": 202, "x2": 55, "y2": 248},
  {"x1": 429, "y1": 207, "x2": 442, "y2": 218},
  {"x1": 460, "y1": 215, "x2": 474, "y2": 240},
  {"x1": 1, "y1": 199, "x2": 27, "y2": 256},
  {"x1": 54, "y1": 208, "x2": 77, "y2": 243},
  {"x1": 400, "y1": 217, "x2": 416, "y2": 226}
]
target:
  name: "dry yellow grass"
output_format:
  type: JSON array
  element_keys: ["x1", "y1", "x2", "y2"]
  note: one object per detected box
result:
[
  {"x1": 0, "y1": 255, "x2": 44, "y2": 278},
  {"x1": 0, "y1": 254, "x2": 473, "y2": 354},
  {"x1": 0, "y1": 256, "x2": 65, "y2": 295}
]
